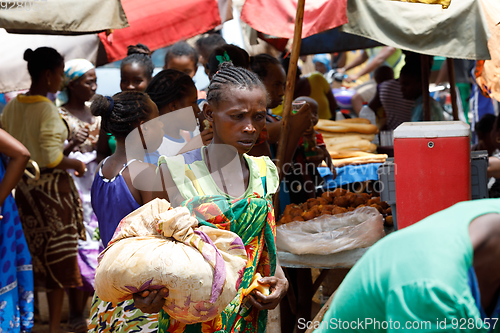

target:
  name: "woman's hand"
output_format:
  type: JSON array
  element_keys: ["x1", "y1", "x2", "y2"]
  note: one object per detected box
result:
[
  {"x1": 200, "y1": 127, "x2": 213, "y2": 146},
  {"x1": 290, "y1": 104, "x2": 312, "y2": 136},
  {"x1": 345, "y1": 73, "x2": 359, "y2": 83},
  {"x1": 73, "y1": 160, "x2": 86, "y2": 178},
  {"x1": 73, "y1": 126, "x2": 90, "y2": 146},
  {"x1": 132, "y1": 288, "x2": 169, "y2": 314},
  {"x1": 246, "y1": 275, "x2": 289, "y2": 310},
  {"x1": 306, "y1": 147, "x2": 327, "y2": 167}
]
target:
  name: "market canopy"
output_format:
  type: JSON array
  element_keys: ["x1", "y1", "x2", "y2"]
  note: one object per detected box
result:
[
  {"x1": 99, "y1": 0, "x2": 227, "y2": 62},
  {"x1": 0, "y1": 29, "x2": 100, "y2": 93},
  {"x1": 341, "y1": 0, "x2": 500, "y2": 60},
  {"x1": 240, "y1": 0, "x2": 348, "y2": 40},
  {"x1": 0, "y1": 0, "x2": 128, "y2": 34}
]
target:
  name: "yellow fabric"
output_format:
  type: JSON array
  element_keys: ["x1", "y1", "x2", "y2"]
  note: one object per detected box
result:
[
  {"x1": 247, "y1": 156, "x2": 268, "y2": 178},
  {"x1": 185, "y1": 165, "x2": 205, "y2": 196},
  {"x1": 366, "y1": 47, "x2": 405, "y2": 79},
  {"x1": 391, "y1": 0, "x2": 451, "y2": 9},
  {"x1": 1, "y1": 95, "x2": 68, "y2": 168},
  {"x1": 307, "y1": 73, "x2": 333, "y2": 119},
  {"x1": 271, "y1": 73, "x2": 332, "y2": 119}
]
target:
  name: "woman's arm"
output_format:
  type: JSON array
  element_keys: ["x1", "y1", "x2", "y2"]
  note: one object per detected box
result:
[
  {"x1": 326, "y1": 89, "x2": 338, "y2": 119},
  {"x1": 0, "y1": 129, "x2": 30, "y2": 206},
  {"x1": 320, "y1": 146, "x2": 335, "y2": 177},
  {"x1": 487, "y1": 156, "x2": 500, "y2": 178},
  {"x1": 340, "y1": 50, "x2": 369, "y2": 73},
  {"x1": 346, "y1": 47, "x2": 397, "y2": 83},
  {"x1": 53, "y1": 156, "x2": 86, "y2": 177}
]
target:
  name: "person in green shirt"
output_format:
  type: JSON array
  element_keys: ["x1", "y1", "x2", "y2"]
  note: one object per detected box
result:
[{"x1": 313, "y1": 199, "x2": 500, "y2": 332}]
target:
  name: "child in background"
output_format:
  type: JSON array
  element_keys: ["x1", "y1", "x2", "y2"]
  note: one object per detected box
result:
[
  {"x1": 88, "y1": 92, "x2": 163, "y2": 333},
  {"x1": 145, "y1": 69, "x2": 213, "y2": 162},
  {"x1": 120, "y1": 44, "x2": 154, "y2": 92},
  {"x1": 195, "y1": 33, "x2": 227, "y2": 76},
  {"x1": 163, "y1": 41, "x2": 208, "y2": 100},
  {"x1": 97, "y1": 44, "x2": 155, "y2": 163},
  {"x1": 163, "y1": 41, "x2": 198, "y2": 79}
]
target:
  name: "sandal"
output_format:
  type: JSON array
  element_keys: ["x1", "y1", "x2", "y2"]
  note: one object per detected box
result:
[{"x1": 67, "y1": 316, "x2": 89, "y2": 333}]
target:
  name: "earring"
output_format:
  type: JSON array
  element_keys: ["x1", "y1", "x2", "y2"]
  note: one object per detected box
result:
[
  {"x1": 47, "y1": 79, "x2": 51, "y2": 86},
  {"x1": 496, "y1": 137, "x2": 500, "y2": 143}
]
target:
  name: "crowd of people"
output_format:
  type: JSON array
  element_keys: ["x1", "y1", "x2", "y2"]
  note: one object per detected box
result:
[{"x1": 0, "y1": 34, "x2": 496, "y2": 333}]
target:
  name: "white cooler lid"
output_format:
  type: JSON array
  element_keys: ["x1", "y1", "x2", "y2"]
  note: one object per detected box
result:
[{"x1": 393, "y1": 121, "x2": 470, "y2": 139}]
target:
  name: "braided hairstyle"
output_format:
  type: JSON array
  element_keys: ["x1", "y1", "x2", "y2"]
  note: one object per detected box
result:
[
  {"x1": 121, "y1": 44, "x2": 154, "y2": 79},
  {"x1": 145, "y1": 69, "x2": 195, "y2": 110},
  {"x1": 207, "y1": 62, "x2": 266, "y2": 107},
  {"x1": 207, "y1": 45, "x2": 250, "y2": 78},
  {"x1": 249, "y1": 54, "x2": 281, "y2": 81},
  {"x1": 164, "y1": 42, "x2": 198, "y2": 68},
  {"x1": 24, "y1": 47, "x2": 64, "y2": 81},
  {"x1": 91, "y1": 92, "x2": 153, "y2": 138}
]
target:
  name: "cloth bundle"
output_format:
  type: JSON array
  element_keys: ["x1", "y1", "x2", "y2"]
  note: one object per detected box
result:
[{"x1": 94, "y1": 198, "x2": 248, "y2": 324}]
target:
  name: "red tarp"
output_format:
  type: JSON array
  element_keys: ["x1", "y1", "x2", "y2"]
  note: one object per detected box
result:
[
  {"x1": 99, "y1": 0, "x2": 221, "y2": 62},
  {"x1": 240, "y1": 0, "x2": 348, "y2": 39}
]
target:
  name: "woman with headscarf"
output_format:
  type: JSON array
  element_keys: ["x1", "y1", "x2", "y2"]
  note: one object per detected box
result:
[{"x1": 57, "y1": 58, "x2": 100, "y2": 332}]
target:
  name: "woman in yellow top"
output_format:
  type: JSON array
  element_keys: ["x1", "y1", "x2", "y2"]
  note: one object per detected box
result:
[
  {"x1": 1, "y1": 47, "x2": 86, "y2": 333},
  {"x1": 273, "y1": 51, "x2": 338, "y2": 120}
]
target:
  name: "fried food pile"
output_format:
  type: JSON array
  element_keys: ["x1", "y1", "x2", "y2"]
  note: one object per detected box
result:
[{"x1": 279, "y1": 188, "x2": 393, "y2": 225}]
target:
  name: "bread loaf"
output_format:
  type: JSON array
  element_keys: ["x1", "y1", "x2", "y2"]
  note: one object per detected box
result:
[
  {"x1": 316, "y1": 119, "x2": 379, "y2": 134},
  {"x1": 319, "y1": 132, "x2": 376, "y2": 141},
  {"x1": 326, "y1": 139, "x2": 377, "y2": 153}
]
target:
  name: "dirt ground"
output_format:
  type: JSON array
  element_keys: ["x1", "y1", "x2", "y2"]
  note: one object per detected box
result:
[
  {"x1": 30, "y1": 269, "x2": 344, "y2": 333},
  {"x1": 31, "y1": 292, "x2": 90, "y2": 333}
]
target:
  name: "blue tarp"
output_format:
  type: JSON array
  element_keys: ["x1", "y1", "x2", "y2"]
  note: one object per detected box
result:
[{"x1": 319, "y1": 163, "x2": 382, "y2": 189}]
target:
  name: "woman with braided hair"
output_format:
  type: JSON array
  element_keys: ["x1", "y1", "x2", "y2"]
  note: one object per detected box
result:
[
  {"x1": 133, "y1": 62, "x2": 289, "y2": 333},
  {"x1": 120, "y1": 44, "x2": 154, "y2": 92},
  {"x1": 88, "y1": 91, "x2": 164, "y2": 332},
  {"x1": 145, "y1": 69, "x2": 213, "y2": 161}
]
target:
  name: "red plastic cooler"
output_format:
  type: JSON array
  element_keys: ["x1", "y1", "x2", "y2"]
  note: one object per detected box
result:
[{"x1": 393, "y1": 121, "x2": 471, "y2": 229}]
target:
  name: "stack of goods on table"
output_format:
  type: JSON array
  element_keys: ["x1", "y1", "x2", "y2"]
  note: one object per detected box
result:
[
  {"x1": 315, "y1": 118, "x2": 388, "y2": 166},
  {"x1": 278, "y1": 188, "x2": 393, "y2": 226}
]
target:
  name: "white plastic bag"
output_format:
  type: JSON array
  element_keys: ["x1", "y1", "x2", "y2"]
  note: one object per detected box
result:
[
  {"x1": 276, "y1": 207, "x2": 385, "y2": 255},
  {"x1": 95, "y1": 198, "x2": 248, "y2": 324}
]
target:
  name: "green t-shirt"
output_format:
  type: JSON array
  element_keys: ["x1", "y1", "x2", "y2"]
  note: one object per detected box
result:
[{"x1": 315, "y1": 199, "x2": 500, "y2": 333}]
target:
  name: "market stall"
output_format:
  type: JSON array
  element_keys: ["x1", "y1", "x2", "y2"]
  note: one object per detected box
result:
[{"x1": 264, "y1": 0, "x2": 500, "y2": 330}]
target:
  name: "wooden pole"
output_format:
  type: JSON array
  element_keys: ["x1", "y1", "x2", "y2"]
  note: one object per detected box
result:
[
  {"x1": 421, "y1": 54, "x2": 431, "y2": 121},
  {"x1": 446, "y1": 58, "x2": 459, "y2": 121},
  {"x1": 275, "y1": 0, "x2": 306, "y2": 180},
  {"x1": 273, "y1": 0, "x2": 305, "y2": 211}
]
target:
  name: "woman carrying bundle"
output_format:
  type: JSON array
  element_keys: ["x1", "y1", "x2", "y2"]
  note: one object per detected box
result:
[{"x1": 134, "y1": 62, "x2": 289, "y2": 333}]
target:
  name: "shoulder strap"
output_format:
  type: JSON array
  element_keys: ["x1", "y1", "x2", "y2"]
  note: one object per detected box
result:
[{"x1": 118, "y1": 159, "x2": 138, "y2": 175}]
